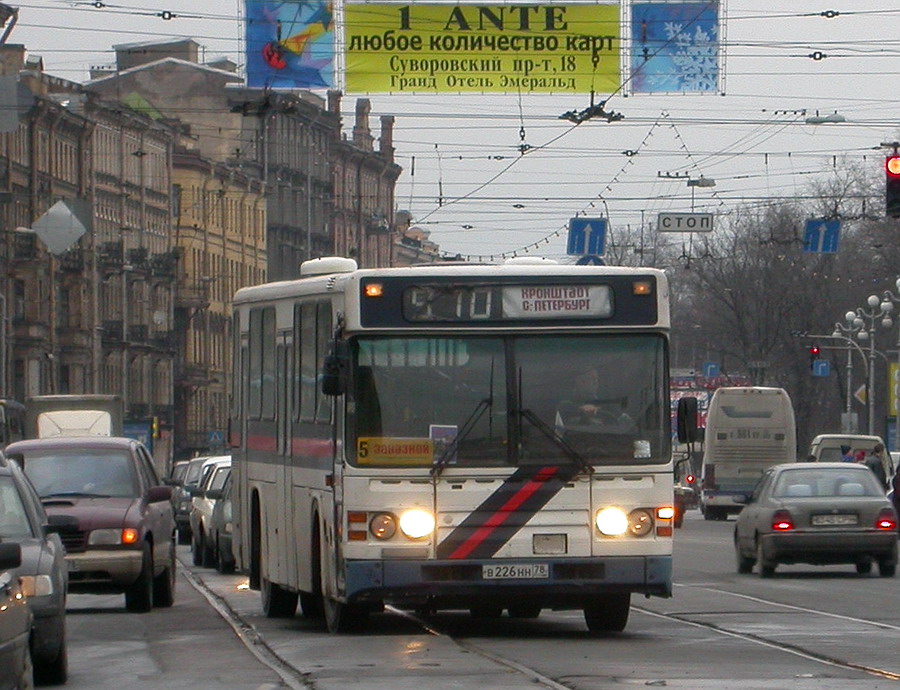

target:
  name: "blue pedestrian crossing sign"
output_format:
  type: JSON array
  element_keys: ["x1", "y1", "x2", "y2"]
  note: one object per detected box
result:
[
  {"x1": 803, "y1": 219, "x2": 841, "y2": 254},
  {"x1": 567, "y1": 217, "x2": 607, "y2": 256}
]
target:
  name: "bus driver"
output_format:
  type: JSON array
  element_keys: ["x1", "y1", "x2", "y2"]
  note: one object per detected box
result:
[{"x1": 554, "y1": 365, "x2": 633, "y2": 436}]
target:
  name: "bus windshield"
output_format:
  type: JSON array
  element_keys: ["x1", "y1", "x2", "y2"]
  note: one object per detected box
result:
[{"x1": 350, "y1": 334, "x2": 668, "y2": 468}]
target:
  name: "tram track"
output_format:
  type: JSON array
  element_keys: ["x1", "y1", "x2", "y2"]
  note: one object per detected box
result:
[
  {"x1": 395, "y1": 587, "x2": 900, "y2": 689},
  {"x1": 635, "y1": 584, "x2": 900, "y2": 683},
  {"x1": 184, "y1": 549, "x2": 900, "y2": 689}
]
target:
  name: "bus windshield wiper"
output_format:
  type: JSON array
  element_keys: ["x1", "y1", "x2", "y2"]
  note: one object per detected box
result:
[
  {"x1": 432, "y1": 360, "x2": 495, "y2": 478},
  {"x1": 431, "y1": 397, "x2": 493, "y2": 477},
  {"x1": 41, "y1": 491, "x2": 112, "y2": 500},
  {"x1": 519, "y1": 408, "x2": 594, "y2": 476}
]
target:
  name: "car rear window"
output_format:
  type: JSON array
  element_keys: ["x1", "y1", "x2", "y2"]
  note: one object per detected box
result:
[
  {"x1": 773, "y1": 469, "x2": 881, "y2": 498},
  {"x1": 19, "y1": 449, "x2": 138, "y2": 499}
]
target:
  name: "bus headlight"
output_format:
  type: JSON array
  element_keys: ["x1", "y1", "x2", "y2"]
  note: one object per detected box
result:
[
  {"x1": 369, "y1": 513, "x2": 397, "y2": 540},
  {"x1": 595, "y1": 507, "x2": 629, "y2": 536},
  {"x1": 398, "y1": 509, "x2": 435, "y2": 539},
  {"x1": 628, "y1": 509, "x2": 654, "y2": 537}
]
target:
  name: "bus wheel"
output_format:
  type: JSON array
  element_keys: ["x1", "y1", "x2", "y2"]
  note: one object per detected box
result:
[
  {"x1": 584, "y1": 593, "x2": 630, "y2": 633},
  {"x1": 323, "y1": 596, "x2": 368, "y2": 633},
  {"x1": 261, "y1": 577, "x2": 298, "y2": 618}
]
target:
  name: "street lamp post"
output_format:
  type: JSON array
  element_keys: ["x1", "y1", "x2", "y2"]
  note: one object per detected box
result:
[
  {"x1": 847, "y1": 294, "x2": 883, "y2": 435},
  {"x1": 875, "y1": 277, "x2": 900, "y2": 452},
  {"x1": 832, "y1": 321, "x2": 866, "y2": 431}
]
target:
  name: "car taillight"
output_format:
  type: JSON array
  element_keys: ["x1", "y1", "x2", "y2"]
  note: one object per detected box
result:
[
  {"x1": 771, "y1": 509, "x2": 794, "y2": 531},
  {"x1": 875, "y1": 508, "x2": 898, "y2": 531}
]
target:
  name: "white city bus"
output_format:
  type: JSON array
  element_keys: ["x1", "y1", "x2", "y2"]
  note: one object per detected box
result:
[
  {"x1": 230, "y1": 257, "x2": 674, "y2": 633},
  {"x1": 700, "y1": 386, "x2": 797, "y2": 520}
]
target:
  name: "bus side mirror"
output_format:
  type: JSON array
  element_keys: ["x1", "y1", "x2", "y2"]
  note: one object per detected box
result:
[
  {"x1": 676, "y1": 397, "x2": 699, "y2": 444},
  {"x1": 322, "y1": 341, "x2": 349, "y2": 396}
]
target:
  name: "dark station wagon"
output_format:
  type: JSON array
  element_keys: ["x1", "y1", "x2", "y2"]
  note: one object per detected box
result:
[{"x1": 5, "y1": 436, "x2": 177, "y2": 612}]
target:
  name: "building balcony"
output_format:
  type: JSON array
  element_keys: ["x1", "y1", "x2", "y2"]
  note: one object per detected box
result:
[
  {"x1": 57, "y1": 326, "x2": 92, "y2": 350},
  {"x1": 175, "y1": 284, "x2": 210, "y2": 310},
  {"x1": 176, "y1": 363, "x2": 211, "y2": 388},
  {"x1": 128, "y1": 403, "x2": 149, "y2": 421},
  {"x1": 151, "y1": 251, "x2": 178, "y2": 277},
  {"x1": 151, "y1": 329, "x2": 176, "y2": 350},
  {"x1": 128, "y1": 324, "x2": 148, "y2": 342},
  {"x1": 12, "y1": 232, "x2": 39, "y2": 261},
  {"x1": 127, "y1": 247, "x2": 149, "y2": 268},
  {"x1": 59, "y1": 247, "x2": 85, "y2": 272},
  {"x1": 99, "y1": 241, "x2": 123, "y2": 269},
  {"x1": 102, "y1": 320, "x2": 123, "y2": 341}
]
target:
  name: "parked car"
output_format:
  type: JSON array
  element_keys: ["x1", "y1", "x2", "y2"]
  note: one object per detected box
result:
[
  {"x1": 189, "y1": 457, "x2": 231, "y2": 568},
  {"x1": 0, "y1": 451, "x2": 70, "y2": 684},
  {"x1": 174, "y1": 455, "x2": 222, "y2": 544},
  {"x1": 208, "y1": 470, "x2": 235, "y2": 573},
  {"x1": 734, "y1": 462, "x2": 898, "y2": 578},
  {"x1": 5, "y1": 436, "x2": 177, "y2": 613},
  {"x1": 0, "y1": 541, "x2": 31, "y2": 690},
  {"x1": 167, "y1": 460, "x2": 192, "y2": 544}
]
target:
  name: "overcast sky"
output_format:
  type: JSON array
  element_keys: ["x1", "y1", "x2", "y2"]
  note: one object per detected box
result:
[{"x1": 8, "y1": 1, "x2": 900, "y2": 259}]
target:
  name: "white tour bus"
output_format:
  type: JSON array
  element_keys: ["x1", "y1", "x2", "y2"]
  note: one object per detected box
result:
[
  {"x1": 230, "y1": 257, "x2": 675, "y2": 633},
  {"x1": 700, "y1": 386, "x2": 797, "y2": 520}
]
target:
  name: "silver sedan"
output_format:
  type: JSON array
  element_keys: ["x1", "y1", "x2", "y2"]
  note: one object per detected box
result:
[{"x1": 733, "y1": 462, "x2": 898, "y2": 578}]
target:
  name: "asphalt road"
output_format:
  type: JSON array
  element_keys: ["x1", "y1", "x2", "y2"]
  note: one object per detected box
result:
[{"x1": 59, "y1": 510, "x2": 900, "y2": 689}]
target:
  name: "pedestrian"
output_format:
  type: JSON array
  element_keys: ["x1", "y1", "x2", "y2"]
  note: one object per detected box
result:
[
  {"x1": 865, "y1": 443, "x2": 889, "y2": 490},
  {"x1": 840, "y1": 444, "x2": 854, "y2": 462},
  {"x1": 890, "y1": 463, "x2": 900, "y2": 531}
]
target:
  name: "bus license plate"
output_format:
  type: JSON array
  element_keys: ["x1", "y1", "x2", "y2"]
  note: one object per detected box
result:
[
  {"x1": 482, "y1": 563, "x2": 549, "y2": 580},
  {"x1": 812, "y1": 514, "x2": 857, "y2": 526}
]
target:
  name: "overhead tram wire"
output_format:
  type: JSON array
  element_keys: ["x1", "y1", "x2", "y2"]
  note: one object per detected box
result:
[{"x1": 426, "y1": 2, "x2": 717, "y2": 255}]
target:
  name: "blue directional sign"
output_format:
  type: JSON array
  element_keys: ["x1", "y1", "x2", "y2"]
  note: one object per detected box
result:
[
  {"x1": 575, "y1": 255, "x2": 605, "y2": 265},
  {"x1": 703, "y1": 362, "x2": 719, "y2": 378},
  {"x1": 567, "y1": 217, "x2": 607, "y2": 256},
  {"x1": 803, "y1": 219, "x2": 841, "y2": 254},
  {"x1": 812, "y1": 359, "x2": 831, "y2": 377}
]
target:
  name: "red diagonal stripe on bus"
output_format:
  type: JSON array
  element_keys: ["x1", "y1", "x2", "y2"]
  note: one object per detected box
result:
[{"x1": 447, "y1": 466, "x2": 560, "y2": 560}]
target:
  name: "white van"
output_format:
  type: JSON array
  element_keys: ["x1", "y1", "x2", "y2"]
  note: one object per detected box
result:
[
  {"x1": 807, "y1": 434, "x2": 894, "y2": 483},
  {"x1": 700, "y1": 387, "x2": 796, "y2": 520}
]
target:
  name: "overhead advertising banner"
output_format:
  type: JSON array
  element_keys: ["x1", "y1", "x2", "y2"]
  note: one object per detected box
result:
[
  {"x1": 245, "y1": 0, "x2": 335, "y2": 89},
  {"x1": 343, "y1": 3, "x2": 621, "y2": 94},
  {"x1": 630, "y1": 2, "x2": 720, "y2": 94}
]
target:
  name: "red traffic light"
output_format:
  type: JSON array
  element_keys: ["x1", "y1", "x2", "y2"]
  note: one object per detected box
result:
[
  {"x1": 887, "y1": 155, "x2": 900, "y2": 177},
  {"x1": 809, "y1": 346, "x2": 820, "y2": 357},
  {"x1": 888, "y1": 155, "x2": 900, "y2": 217}
]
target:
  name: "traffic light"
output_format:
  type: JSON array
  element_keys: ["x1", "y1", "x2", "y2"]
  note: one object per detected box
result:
[
  {"x1": 151, "y1": 416, "x2": 160, "y2": 439},
  {"x1": 809, "y1": 345, "x2": 820, "y2": 370},
  {"x1": 887, "y1": 154, "x2": 900, "y2": 218}
]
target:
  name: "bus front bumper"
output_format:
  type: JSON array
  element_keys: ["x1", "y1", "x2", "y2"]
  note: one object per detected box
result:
[{"x1": 344, "y1": 555, "x2": 672, "y2": 608}]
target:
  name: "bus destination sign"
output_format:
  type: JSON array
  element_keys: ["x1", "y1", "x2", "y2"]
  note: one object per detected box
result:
[{"x1": 402, "y1": 284, "x2": 612, "y2": 322}]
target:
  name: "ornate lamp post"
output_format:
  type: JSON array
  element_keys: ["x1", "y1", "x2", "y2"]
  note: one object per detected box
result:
[
  {"x1": 831, "y1": 320, "x2": 868, "y2": 433},
  {"x1": 876, "y1": 278, "x2": 900, "y2": 451},
  {"x1": 846, "y1": 294, "x2": 883, "y2": 435}
]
